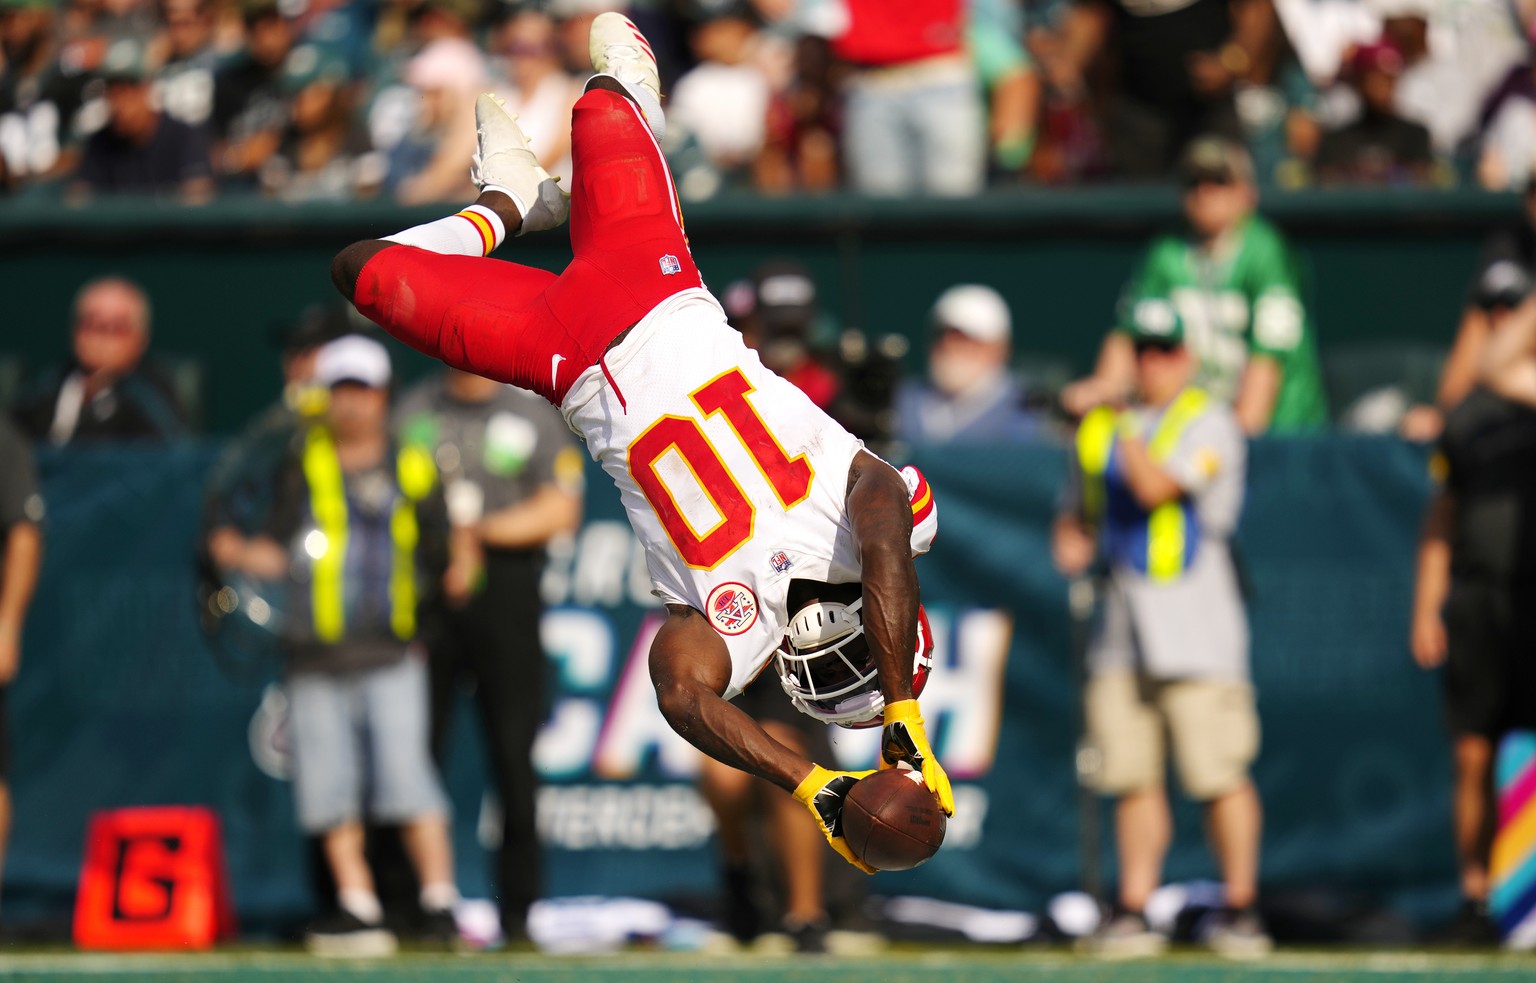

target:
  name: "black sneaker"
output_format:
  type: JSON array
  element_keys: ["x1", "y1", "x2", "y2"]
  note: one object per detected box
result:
[
  {"x1": 721, "y1": 864, "x2": 761, "y2": 944},
  {"x1": 1076, "y1": 907, "x2": 1167, "y2": 960},
  {"x1": 783, "y1": 914, "x2": 830, "y2": 954},
  {"x1": 1205, "y1": 906, "x2": 1273, "y2": 960},
  {"x1": 305, "y1": 910, "x2": 398, "y2": 958},
  {"x1": 417, "y1": 906, "x2": 460, "y2": 947},
  {"x1": 1439, "y1": 900, "x2": 1501, "y2": 947}
]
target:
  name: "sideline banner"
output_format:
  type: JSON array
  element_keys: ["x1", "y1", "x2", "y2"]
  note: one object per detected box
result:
[{"x1": 4, "y1": 440, "x2": 1454, "y2": 928}]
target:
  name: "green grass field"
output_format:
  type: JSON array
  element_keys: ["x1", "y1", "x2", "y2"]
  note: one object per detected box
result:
[{"x1": 3, "y1": 948, "x2": 1536, "y2": 983}]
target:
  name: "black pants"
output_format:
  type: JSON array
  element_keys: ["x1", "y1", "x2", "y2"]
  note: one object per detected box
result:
[{"x1": 426, "y1": 549, "x2": 548, "y2": 936}]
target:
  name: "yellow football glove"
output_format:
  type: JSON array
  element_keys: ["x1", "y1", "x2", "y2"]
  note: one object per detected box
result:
[
  {"x1": 880, "y1": 699, "x2": 955, "y2": 815},
  {"x1": 792, "y1": 765, "x2": 877, "y2": 875}
]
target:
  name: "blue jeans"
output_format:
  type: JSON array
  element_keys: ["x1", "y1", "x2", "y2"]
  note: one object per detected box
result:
[{"x1": 842, "y1": 59, "x2": 985, "y2": 196}]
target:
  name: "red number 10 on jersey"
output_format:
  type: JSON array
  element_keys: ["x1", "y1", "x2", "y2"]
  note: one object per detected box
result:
[{"x1": 627, "y1": 367, "x2": 815, "y2": 570}]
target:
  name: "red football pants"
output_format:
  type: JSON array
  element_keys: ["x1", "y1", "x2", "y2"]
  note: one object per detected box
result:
[{"x1": 352, "y1": 88, "x2": 703, "y2": 404}]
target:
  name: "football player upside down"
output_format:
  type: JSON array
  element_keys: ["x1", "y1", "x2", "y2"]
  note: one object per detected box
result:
[{"x1": 329, "y1": 11, "x2": 952, "y2": 872}]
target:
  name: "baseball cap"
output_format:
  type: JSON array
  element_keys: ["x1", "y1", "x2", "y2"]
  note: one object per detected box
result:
[
  {"x1": 98, "y1": 39, "x2": 151, "y2": 83},
  {"x1": 931, "y1": 284, "x2": 1011, "y2": 345},
  {"x1": 752, "y1": 260, "x2": 817, "y2": 334},
  {"x1": 1179, "y1": 136, "x2": 1255, "y2": 187},
  {"x1": 314, "y1": 335, "x2": 391, "y2": 389},
  {"x1": 1473, "y1": 261, "x2": 1532, "y2": 311},
  {"x1": 1125, "y1": 297, "x2": 1185, "y2": 346}
]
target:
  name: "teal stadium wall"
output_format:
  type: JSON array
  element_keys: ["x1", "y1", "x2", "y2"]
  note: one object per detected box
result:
[
  {"x1": 2, "y1": 439, "x2": 1449, "y2": 934},
  {"x1": 0, "y1": 188, "x2": 1513, "y2": 432}
]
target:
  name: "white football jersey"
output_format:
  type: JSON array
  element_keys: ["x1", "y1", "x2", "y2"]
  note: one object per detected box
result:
[{"x1": 562, "y1": 288, "x2": 937, "y2": 697}]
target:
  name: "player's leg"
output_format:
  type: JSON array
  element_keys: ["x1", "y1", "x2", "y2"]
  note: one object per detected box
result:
[
  {"x1": 531, "y1": 13, "x2": 703, "y2": 340},
  {"x1": 760, "y1": 719, "x2": 830, "y2": 952},
  {"x1": 1453, "y1": 733, "x2": 1495, "y2": 901},
  {"x1": 330, "y1": 98, "x2": 574, "y2": 398},
  {"x1": 364, "y1": 657, "x2": 458, "y2": 924}
]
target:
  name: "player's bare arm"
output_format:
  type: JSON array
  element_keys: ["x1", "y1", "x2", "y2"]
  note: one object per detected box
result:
[
  {"x1": 845, "y1": 451, "x2": 920, "y2": 702},
  {"x1": 647, "y1": 605, "x2": 814, "y2": 793},
  {"x1": 845, "y1": 451, "x2": 955, "y2": 815}
]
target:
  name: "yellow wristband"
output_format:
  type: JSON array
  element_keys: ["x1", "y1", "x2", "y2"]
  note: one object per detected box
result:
[
  {"x1": 883, "y1": 699, "x2": 922, "y2": 725},
  {"x1": 793, "y1": 765, "x2": 833, "y2": 804}
]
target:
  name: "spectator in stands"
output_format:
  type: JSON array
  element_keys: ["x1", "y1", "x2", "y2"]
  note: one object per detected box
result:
[
  {"x1": 1055, "y1": 298, "x2": 1268, "y2": 960},
  {"x1": 211, "y1": 0, "x2": 295, "y2": 187},
  {"x1": 1056, "y1": 0, "x2": 1278, "y2": 180},
  {"x1": 755, "y1": 28, "x2": 839, "y2": 194},
  {"x1": 1404, "y1": 185, "x2": 1536, "y2": 442},
  {"x1": 13, "y1": 276, "x2": 188, "y2": 444},
  {"x1": 893, "y1": 284, "x2": 1040, "y2": 444},
  {"x1": 152, "y1": 0, "x2": 220, "y2": 132},
  {"x1": 832, "y1": 0, "x2": 985, "y2": 196},
  {"x1": 972, "y1": 0, "x2": 1041, "y2": 182},
  {"x1": 386, "y1": 35, "x2": 483, "y2": 205},
  {"x1": 394, "y1": 367, "x2": 582, "y2": 945},
  {"x1": 739, "y1": 260, "x2": 840, "y2": 411},
  {"x1": 1313, "y1": 40, "x2": 1434, "y2": 186},
  {"x1": 259, "y1": 49, "x2": 382, "y2": 202},
  {"x1": 203, "y1": 304, "x2": 349, "y2": 583},
  {"x1": 0, "y1": 418, "x2": 43, "y2": 913},
  {"x1": 70, "y1": 38, "x2": 212, "y2": 201},
  {"x1": 1478, "y1": 62, "x2": 1536, "y2": 193},
  {"x1": 217, "y1": 335, "x2": 461, "y2": 956},
  {"x1": 1061, "y1": 138, "x2": 1327, "y2": 434},
  {"x1": 1410, "y1": 268, "x2": 1536, "y2": 945},
  {"x1": 667, "y1": 4, "x2": 771, "y2": 197},
  {"x1": 0, "y1": 0, "x2": 90, "y2": 190},
  {"x1": 1376, "y1": 0, "x2": 1525, "y2": 163},
  {"x1": 487, "y1": 5, "x2": 579, "y2": 186}
]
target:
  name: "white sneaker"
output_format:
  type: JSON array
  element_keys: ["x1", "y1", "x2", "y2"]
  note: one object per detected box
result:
[
  {"x1": 470, "y1": 92, "x2": 568, "y2": 235},
  {"x1": 586, "y1": 11, "x2": 664, "y2": 140}
]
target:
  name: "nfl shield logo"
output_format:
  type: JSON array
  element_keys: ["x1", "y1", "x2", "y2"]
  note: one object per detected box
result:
[
  {"x1": 659, "y1": 254, "x2": 682, "y2": 276},
  {"x1": 770, "y1": 551, "x2": 791, "y2": 573},
  {"x1": 705, "y1": 582, "x2": 759, "y2": 636}
]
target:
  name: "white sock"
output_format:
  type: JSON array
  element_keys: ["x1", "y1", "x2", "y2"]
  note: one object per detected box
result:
[
  {"x1": 420, "y1": 882, "x2": 460, "y2": 913},
  {"x1": 383, "y1": 203, "x2": 506, "y2": 257},
  {"x1": 338, "y1": 889, "x2": 383, "y2": 926}
]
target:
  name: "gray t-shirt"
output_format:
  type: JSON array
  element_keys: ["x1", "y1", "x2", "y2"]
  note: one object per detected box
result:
[
  {"x1": 394, "y1": 375, "x2": 581, "y2": 531},
  {"x1": 1072, "y1": 394, "x2": 1250, "y2": 681}
]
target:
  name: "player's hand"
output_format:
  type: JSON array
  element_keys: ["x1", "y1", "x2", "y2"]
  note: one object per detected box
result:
[
  {"x1": 881, "y1": 699, "x2": 954, "y2": 816},
  {"x1": 793, "y1": 765, "x2": 878, "y2": 875}
]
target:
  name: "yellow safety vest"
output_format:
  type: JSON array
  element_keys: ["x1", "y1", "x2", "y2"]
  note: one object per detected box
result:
[
  {"x1": 1076, "y1": 387, "x2": 1210, "y2": 583},
  {"x1": 301, "y1": 427, "x2": 437, "y2": 643}
]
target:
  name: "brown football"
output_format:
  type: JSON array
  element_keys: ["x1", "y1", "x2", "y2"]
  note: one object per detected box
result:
[{"x1": 841, "y1": 768, "x2": 947, "y2": 871}]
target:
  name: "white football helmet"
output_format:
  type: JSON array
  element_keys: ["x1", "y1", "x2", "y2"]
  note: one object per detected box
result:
[{"x1": 775, "y1": 581, "x2": 934, "y2": 728}]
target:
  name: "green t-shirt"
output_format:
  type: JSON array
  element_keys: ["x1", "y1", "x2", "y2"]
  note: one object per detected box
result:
[{"x1": 1118, "y1": 215, "x2": 1329, "y2": 433}]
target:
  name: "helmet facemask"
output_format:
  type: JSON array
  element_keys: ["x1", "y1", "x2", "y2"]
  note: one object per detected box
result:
[{"x1": 775, "y1": 581, "x2": 933, "y2": 729}]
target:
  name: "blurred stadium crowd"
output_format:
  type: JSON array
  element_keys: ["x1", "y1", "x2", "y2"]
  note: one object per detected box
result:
[
  {"x1": 4, "y1": 0, "x2": 1536, "y2": 203},
  {"x1": 7, "y1": 0, "x2": 1536, "y2": 959}
]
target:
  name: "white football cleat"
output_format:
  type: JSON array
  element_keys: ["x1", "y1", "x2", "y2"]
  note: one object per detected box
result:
[
  {"x1": 586, "y1": 11, "x2": 664, "y2": 140},
  {"x1": 470, "y1": 92, "x2": 568, "y2": 236}
]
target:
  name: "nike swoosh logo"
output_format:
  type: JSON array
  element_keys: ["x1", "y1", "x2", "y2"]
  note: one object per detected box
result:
[{"x1": 551, "y1": 353, "x2": 565, "y2": 390}]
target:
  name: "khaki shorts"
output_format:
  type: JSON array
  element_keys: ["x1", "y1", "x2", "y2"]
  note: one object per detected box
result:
[{"x1": 1084, "y1": 669, "x2": 1259, "y2": 801}]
